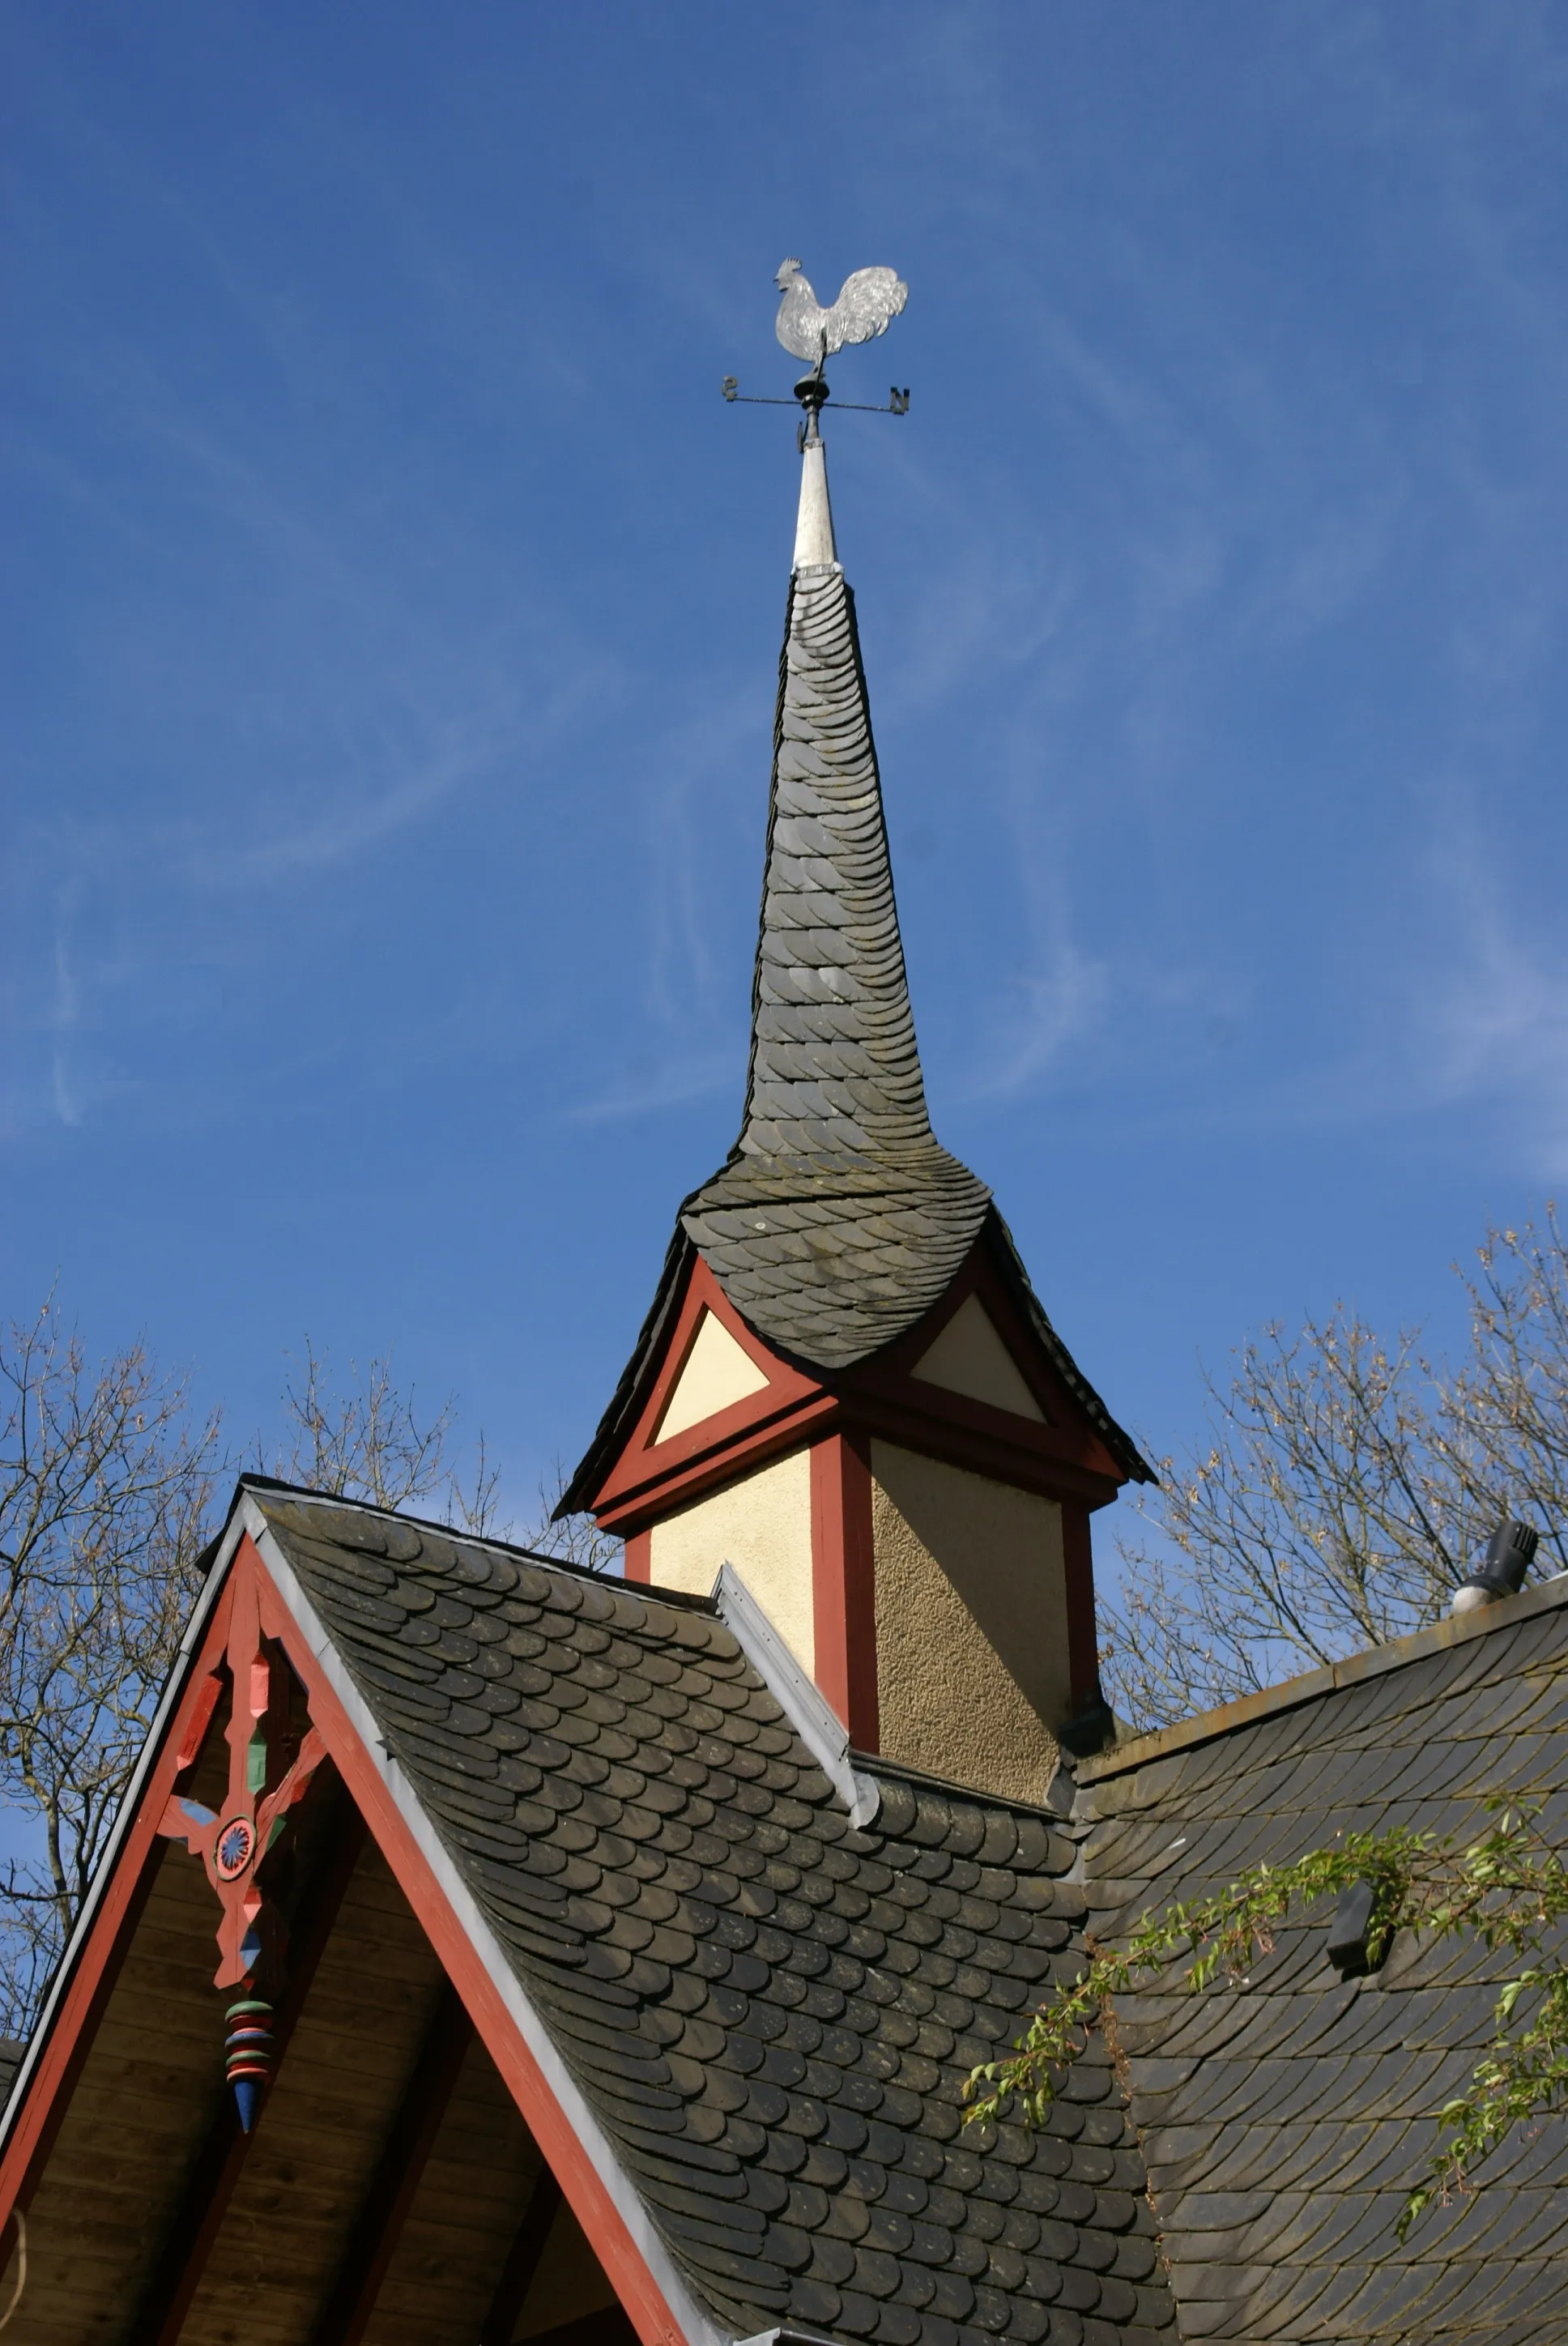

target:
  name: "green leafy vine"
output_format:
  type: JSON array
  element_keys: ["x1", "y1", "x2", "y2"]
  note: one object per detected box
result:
[{"x1": 962, "y1": 1802, "x2": 1568, "y2": 2238}]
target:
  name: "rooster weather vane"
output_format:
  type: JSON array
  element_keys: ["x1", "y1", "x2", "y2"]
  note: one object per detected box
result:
[{"x1": 723, "y1": 257, "x2": 910, "y2": 443}]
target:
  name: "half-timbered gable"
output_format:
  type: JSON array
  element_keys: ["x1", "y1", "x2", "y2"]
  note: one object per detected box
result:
[{"x1": 0, "y1": 1480, "x2": 1170, "y2": 2343}]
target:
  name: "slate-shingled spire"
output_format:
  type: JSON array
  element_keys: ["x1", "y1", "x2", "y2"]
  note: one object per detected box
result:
[
  {"x1": 680, "y1": 439, "x2": 991, "y2": 1370},
  {"x1": 563, "y1": 420, "x2": 1147, "y2": 1523}
]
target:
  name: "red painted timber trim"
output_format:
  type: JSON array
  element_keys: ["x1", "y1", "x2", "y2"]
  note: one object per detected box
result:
[
  {"x1": 1060, "y1": 1506, "x2": 1101, "y2": 1713},
  {"x1": 839, "y1": 1242, "x2": 1127, "y2": 1490},
  {"x1": 594, "y1": 1250, "x2": 1125, "y2": 1544},
  {"x1": 0, "y1": 1573, "x2": 241, "y2": 2242},
  {"x1": 246, "y1": 1536, "x2": 693, "y2": 2346},
  {"x1": 810, "y1": 1435, "x2": 879, "y2": 1749},
  {"x1": 623, "y1": 1529, "x2": 651, "y2": 1585},
  {"x1": 600, "y1": 1379, "x2": 1118, "y2": 1544},
  {"x1": 591, "y1": 1259, "x2": 823, "y2": 1522},
  {"x1": 863, "y1": 1242, "x2": 1064, "y2": 1414},
  {"x1": 594, "y1": 1388, "x2": 839, "y2": 1535},
  {"x1": 827, "y1": 1391, "x2": 1123, "y2": 1512}
]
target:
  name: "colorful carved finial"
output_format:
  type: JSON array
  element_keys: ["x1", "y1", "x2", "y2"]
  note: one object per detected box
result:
[
  {"x1": 224, "y1": 1999, "x2": 276, "y2": 2132},
  {"x1": 157, "y1": 1547, "x2": 329, "y2": 2132}
]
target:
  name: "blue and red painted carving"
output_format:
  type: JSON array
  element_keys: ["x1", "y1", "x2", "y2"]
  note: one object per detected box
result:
[
  {"x1": 157, "y1": 1558, "x2": 327, "y2": 2129},
  {"x1": 215, "y1": 1817, "x2": 255, "y2": 1881}
]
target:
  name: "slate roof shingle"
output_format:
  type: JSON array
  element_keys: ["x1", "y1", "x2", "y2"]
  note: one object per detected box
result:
[
  {"x1": 256, "y1": 1484, "x2": 1178, "y2": 2346},
  {"x1": 1076, "y1": 1586, "x2": 1568, "y2": 2345},
  {"x1": 684, "y1": 561, "x2": 991, "y2": 1373}
]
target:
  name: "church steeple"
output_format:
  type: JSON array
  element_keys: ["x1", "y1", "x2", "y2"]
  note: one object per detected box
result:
[
  {"x1": 565, "y1": 381, "x2": 1149, "y2": 1796},
  {"x1": 684, "y1": 429, "x2": 991, "y2": 1370}
]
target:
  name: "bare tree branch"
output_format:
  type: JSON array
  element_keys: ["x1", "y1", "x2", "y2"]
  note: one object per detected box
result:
[
  {"x1": 0, "y1": 1320, "x2": 558, "y2": 2033},
  {"x1": 1103, "y1": 1215, "x2": 1568, "y2": 1732},
  {"x1": 264, "y1": 1337, "x2": 507, "y2": 1538},
  {"x1": 0, "y1": 1295, "x2": 221, "y2": 2030},
  {"x1": 513, "y1": 1454, "x2": 622, "y2": 1576}
]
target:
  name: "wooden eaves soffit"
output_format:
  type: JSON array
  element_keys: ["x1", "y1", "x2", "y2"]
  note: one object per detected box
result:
[
  {"x1": 563, "y1": 424, "x2": 1149, "y2": 1798},
  {"x1": 0, "y1": 1479, "x2": 1174, "y2": 2344}
]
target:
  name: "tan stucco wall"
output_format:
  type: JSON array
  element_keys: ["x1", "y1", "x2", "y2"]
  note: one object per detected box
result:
[
  {"x1": 654, "y1": 1308, "x2": 768, "y2": 1441},
  {"x1": 647, "y1": 1448, "x2": 815, "y2": 1674},
  {"x1": 870, "y1": 1440, "x2": 1067, "y2": 1803}
]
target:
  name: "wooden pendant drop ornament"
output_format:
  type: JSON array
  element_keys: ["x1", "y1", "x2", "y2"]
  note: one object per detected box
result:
[{"x1": 156, "y1": 1550, "x2": 328, "y2": 2131}]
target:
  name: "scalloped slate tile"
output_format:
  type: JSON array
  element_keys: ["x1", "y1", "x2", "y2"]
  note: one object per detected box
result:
[
  {"x1": 1082, "y1": 1592, "x2": 1568, "y2": 2340},
  {"x1": 254, "y1": 1485, "x2": 1173, "y2": 2346}
]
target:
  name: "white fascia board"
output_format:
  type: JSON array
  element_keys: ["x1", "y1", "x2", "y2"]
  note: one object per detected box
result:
[
  {"x1": 248, "y1": 1503, "x2": 730, "y2": 2346},
  {"x1": 0, "y1": 1497, "x2": 249, "y2": 2168},
  {"x1": 711, "y1": 1563, "x2": 880, "y2": 1831}
]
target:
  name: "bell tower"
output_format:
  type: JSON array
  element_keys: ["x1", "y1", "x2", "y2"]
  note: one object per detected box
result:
[{"x1": 561, "y1": 363, "x2": 1148, "y2": 1800}]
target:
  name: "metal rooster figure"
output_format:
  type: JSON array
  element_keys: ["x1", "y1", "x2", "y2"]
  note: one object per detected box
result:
[
  {"x1": 773, "y1": 257, "x2": 907, "y2": 361},
  {"x1": 722, "y1": 256, "x2": 910, "y2": 428}
]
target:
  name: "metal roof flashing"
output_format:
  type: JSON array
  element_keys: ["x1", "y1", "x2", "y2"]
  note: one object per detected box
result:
[{"x1": 710, "y1": 1561, "x2": 880, "y2": 1829}]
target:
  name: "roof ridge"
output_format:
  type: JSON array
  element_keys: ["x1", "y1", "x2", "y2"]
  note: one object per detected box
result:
[
  {"x1": 1080, "y1": 1566, "x2": 1568, "y2": 1781},
  {"x1": 235, "y1": 1474, "x2": 719, "y2": 1604}
]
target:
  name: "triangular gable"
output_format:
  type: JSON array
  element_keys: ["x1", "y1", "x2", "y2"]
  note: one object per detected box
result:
[
  {"x1": 911, "y1": 1293, "x2": 1046, "y2": 1421},
  {"x1": 0, "y1": 1481, "x2": 1165, "y2": 2343},
  {"x1": 0, "y1": 1493, "x2": 718, "y2": 2346},
  {"x1": 589, "y1": 1256, "x2": 831, "y2": 1531},
  {"x1": 836, "y1": 1235, "x2": 1133, "y2": 1505},
  {"x1": 653, "y1": 1308, "x2": 769, "y2": 1442}
]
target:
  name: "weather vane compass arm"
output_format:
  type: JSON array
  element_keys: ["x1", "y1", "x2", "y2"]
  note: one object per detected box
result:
[{"x1": 722, "y1": 257, "x2": 910, "y2": 433}]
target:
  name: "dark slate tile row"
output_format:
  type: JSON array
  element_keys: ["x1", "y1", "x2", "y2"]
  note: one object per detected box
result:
[
  {"x1": 684, "y1": 1156, "x2": 987, "y2": 1374},
  {"x1": 258, "y1": 1487, "x2": 1178, "y2": 2346},
  {"x1": 682, "y1": 563, "x2": 991, "y2": 1372},
  {"x1": 1076, "y1": 1594, "x2": 1568, "y2": 2340}
]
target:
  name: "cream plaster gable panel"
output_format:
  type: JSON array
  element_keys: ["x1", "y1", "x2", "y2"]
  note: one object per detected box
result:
[
  {"x1": 654, "y1": 1308, "x2": 769, "y2": 1442},
  {"x1": 910, "y1": 1293, "x2": 1046, "y2": 1421},
  {"x1": 646, "y1": 1450, "x2": 815, "y2": 1677}
]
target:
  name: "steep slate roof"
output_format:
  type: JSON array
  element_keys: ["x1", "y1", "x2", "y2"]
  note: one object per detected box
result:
[
  {"x1": 731, "y1": 567, "x2": 955, "y2": 1170},
  {"x1": 562, "y1": 559, "x2": 1147, "y2": 1510},
  {"x1": 683, "y1": 562, "x2": 990, "y2": 1371},
  {"x1": 1076, "y1": 1580, "x2": 1568, "y2": 2345},
  {"x1": 255, "y1": 1482, "x2": 1177, "y2": 2346}
]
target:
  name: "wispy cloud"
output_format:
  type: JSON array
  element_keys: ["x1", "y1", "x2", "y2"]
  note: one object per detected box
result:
[
  {"x1": 49, "y1": 922, "x2": 83, "y2": 1130},
  {"x1": 563, "y1": 1052, "x2": 736, "y2": 1127},
  {"x1": 1419, "y1": 812, "x2": 1568, "y2": 1176},
  {"x1": 966, "y1": 940, "x2": 1111, "y2": 1103}
]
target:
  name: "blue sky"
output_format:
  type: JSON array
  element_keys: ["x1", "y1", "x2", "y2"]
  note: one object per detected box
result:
[{"x1": 6, "y1": 4, "x2": 1568, "y2": 1567}]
